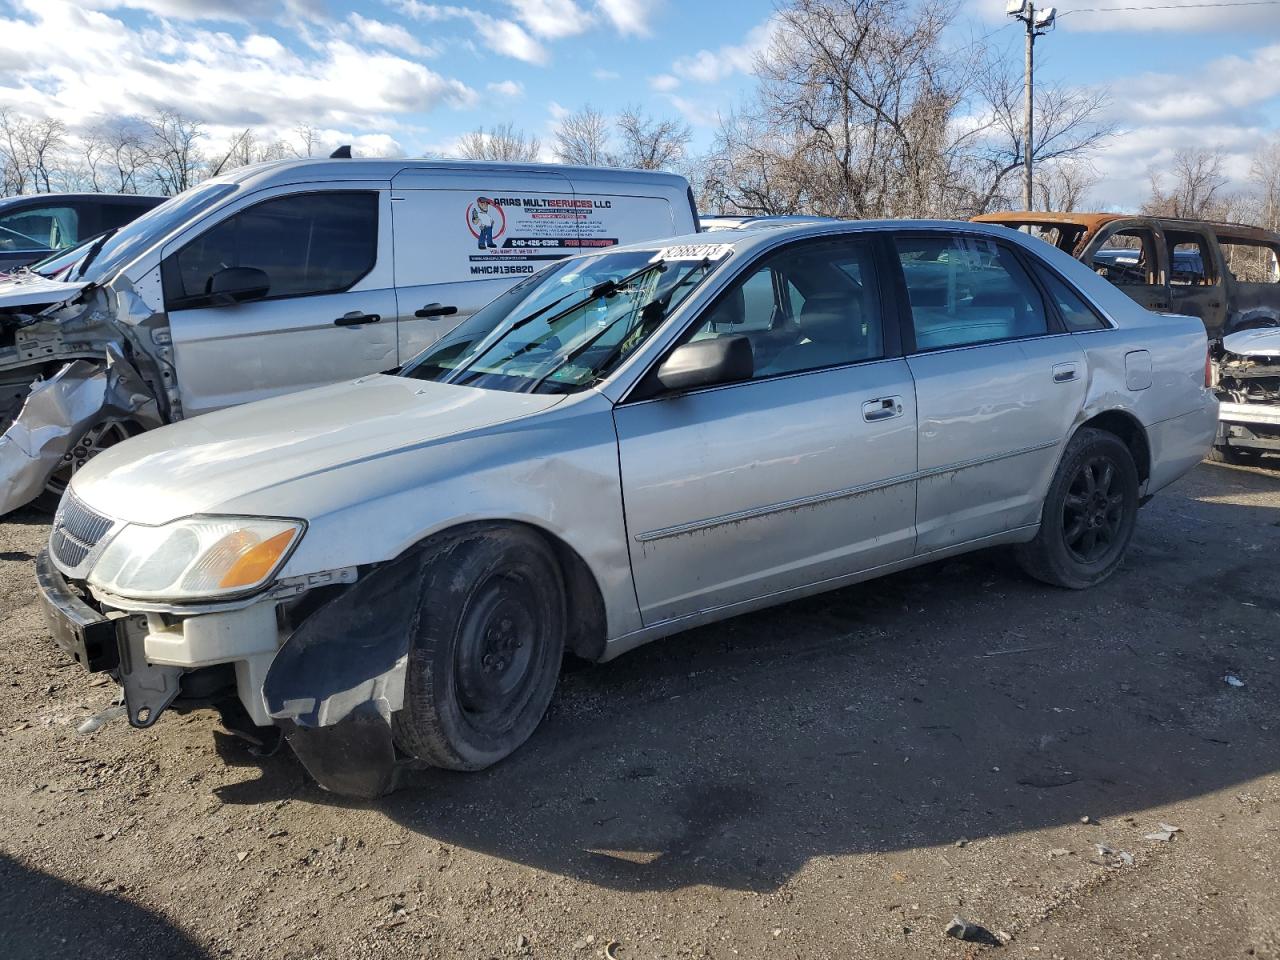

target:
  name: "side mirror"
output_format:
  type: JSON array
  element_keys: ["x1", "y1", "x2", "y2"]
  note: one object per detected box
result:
[
  {"x1": 653, "y1": 335, "x2": 753, "y2": 394},
  {"x1": 207, "y1": 266, "x2": 270, "y2": 306}
]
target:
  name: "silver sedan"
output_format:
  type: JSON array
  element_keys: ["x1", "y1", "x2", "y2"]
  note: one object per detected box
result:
[{"x1": 37, "y1": 221, "x2": 1217, "y2": 796}]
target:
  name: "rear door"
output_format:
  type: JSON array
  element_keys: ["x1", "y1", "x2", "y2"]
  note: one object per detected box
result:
[
  {"x1": 892, "y1": 231, "x2": 1087, "y2": 551},
  {"x1": 614, "y1": 236, "x2": 918, "y2": 626},
  {"x1": 164, "y1": 183, "x2": 397, "y2": 416},
  {"x1": 389, "y1": 169, "x2": 578, "y2": 363},
  {"x1": 1164, "y1": 226, "x2": 1228, "y2": 339}
]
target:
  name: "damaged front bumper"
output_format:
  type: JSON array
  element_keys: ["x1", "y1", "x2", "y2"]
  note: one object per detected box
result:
[
  {"x1": 36, "y1": 550, "x2": 419, "y2": 799},
  {"x1": 1216, "y1": 352, "x2": 1280, "y2": 454}
]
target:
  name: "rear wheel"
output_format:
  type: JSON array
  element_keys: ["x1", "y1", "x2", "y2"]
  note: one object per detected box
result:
[
  {"x1": 1015, "y1": 428, "x2": 1140, "y2": 590},
  {"x1": 393, "y1": 527, "x2": 565, "y2": 771}
]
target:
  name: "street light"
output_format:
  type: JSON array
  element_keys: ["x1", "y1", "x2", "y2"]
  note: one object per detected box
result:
[{"x1": 1007, "y1": 0, "x2": 1056, "y2": 210}]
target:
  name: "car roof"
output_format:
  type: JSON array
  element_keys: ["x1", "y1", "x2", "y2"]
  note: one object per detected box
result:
[
  {"x1": 211, "y1": 157, "x2": 691, "y2": 193},
  {"x1": 974, "y1": 210, "x2": 1280, "y2": 244}
]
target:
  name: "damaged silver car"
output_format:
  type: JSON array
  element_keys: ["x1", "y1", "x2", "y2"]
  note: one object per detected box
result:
[
  {"x1": 36, "y1": 221, "x2": 1217, "y2": 797},
  {"x1": 1214, "y1": 327, "x2": 1280, "y2": 464},
  {"x1": 0, "y1": 158, "x2": 699, "y2": 514}
]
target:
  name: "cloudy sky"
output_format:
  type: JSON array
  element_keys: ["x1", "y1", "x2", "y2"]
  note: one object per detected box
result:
[{"x1": 1, "y1": 0, "x2": 1278, "y2": 208}]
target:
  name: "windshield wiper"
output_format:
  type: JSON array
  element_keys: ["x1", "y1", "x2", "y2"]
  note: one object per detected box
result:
[
  {"x1": 448, "y1": 259, "x2": 668, "y2": 383},
  {"x1": 73, "y1": 227, "x2": 119, "y2": 281},
  {"x1": 526, "y1": 258, "x2": 711, "y2": 395}
]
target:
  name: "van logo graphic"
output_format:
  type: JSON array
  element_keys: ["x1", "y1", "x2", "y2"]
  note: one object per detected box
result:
[{"x1": 466, "y1": 197, "x2": 506, "y2": 251}]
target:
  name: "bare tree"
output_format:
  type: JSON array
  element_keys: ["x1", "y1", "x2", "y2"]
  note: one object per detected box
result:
[
  {"x1": 1143, "y1": 148, "x2": 1230, "y2": 220},
  {"x1": 1034, "y1": 159, "x2": 1101, "y2": 212},
  {"x1": 291, "y1": 122, "x2": 321, "y2": 159},
  {"x1": 553, "y1": 105, "x2": 614, "y2": 166},
  {"x1": 962, "y1": 55, "x2": 1113, "y2": 215},
  {"x1": 456, "y1": 122, "x2": 542, "y2": 162},
  {"x1": 615, "y1": 106, "x2": 691, "y2": 171},
  {"x1": 145, "y1": 110, "x2": 206, "y2": 195},
  {"x1": 207, "y1": 128, "x2": 291, "y2": 177},
  {"x1": 81, "y1": 116, "x2": 151, "y2": 193},
  {"x1": 0, "y1": 110, "x2": 69, "y2": 194},
  {"x1": 1249, "y1": 138, "x2": 1280, "y2": 233}
]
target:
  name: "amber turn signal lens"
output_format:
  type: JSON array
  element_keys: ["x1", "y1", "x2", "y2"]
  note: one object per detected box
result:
[{"x1": 218, "y1": 529, "x2": 297, "y2": 589}]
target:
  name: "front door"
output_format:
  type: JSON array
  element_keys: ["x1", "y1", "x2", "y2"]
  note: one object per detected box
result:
[
  {"x1": 1164, "y1": 227, "x2": 1228, "y2": 339},
  {"x1": 164, "y1": 186, "x2": 397, "y2": 417},
  {"x1": 1083, "y1": 221, "x2": 1170, "y2": 312},
  {"x1": 892, "y1": 232, "x2": 1088, "y2": 551},
  {"x1": 615, "y1": 237, "x2": 918, "y2": 626}
]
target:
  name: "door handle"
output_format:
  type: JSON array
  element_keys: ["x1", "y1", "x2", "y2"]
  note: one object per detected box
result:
[
  {"x1": 334, "y1": 311, "x2": 381, "y2": 327},
  {"x1": 415, "y1": 302, "x2": 459, "y2": 319},
  {"x1": 862, "y1": 396, "x2": 904, "y2": 422},
  {"x1": 1052, "y1": 363, "x2": 1078, "y2": 383}
]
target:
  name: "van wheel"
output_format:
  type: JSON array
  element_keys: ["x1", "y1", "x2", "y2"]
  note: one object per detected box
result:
[
  {"x1": 33, "y1": 419, "x2": 139, "y2": 513},
  {"x1": 1015, "y1": 428, "x2": 1139, "y2": 590},
  {"x1": 393, "y1": 527, "x2": 565, "y2": 771},
  {"x1": 1208, "y1": 444, "x2": 1259, "y2": 466}
]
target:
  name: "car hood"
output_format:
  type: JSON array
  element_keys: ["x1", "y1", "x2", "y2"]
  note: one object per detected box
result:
[
  {"x1": 71, "y1": 375, "x2": 565, "y2": 526},
  {"x1": 0, "y1": 273, "x2": 90, "y2": 310},
  {"x1": 1223, "y1": 328, "x2": 1280, "y2": 359}
]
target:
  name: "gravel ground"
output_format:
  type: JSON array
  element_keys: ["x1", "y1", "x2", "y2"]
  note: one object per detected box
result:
[{"x1": 1, "y1": 460, "x2": 1277, "y2": 960}]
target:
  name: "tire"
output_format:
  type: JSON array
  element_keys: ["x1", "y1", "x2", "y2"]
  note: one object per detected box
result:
[
  {"x1": 393, "y1": 527, "x2": 565, "y2": 771},
  {"x1": 32, "y1": 419, "x2": 139, "y2": 513},
  {"x1": 1015, "y1": 428, "x2": 1140, "y2": 590}
]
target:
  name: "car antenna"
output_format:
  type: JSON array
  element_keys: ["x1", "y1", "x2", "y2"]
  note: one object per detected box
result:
[{"x1": 329, "y1": 145, "x2": 352, "y2": 159}]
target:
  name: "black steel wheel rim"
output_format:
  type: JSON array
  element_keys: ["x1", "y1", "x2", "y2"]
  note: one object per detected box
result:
[
  {"x1": 454, "y1": 572, "x2": 539, "y2": 728},
  {"x1": 1062, "y1": 454, "x2": 1126, "y2": 563}
]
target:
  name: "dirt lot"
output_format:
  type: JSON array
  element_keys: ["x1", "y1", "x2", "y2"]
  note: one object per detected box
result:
[{"x1": 1, "y1": 461, "x2": 1278, "y2": 960}]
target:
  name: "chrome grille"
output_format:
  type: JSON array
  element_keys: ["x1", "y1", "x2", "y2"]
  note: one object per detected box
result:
[{"x1": 50, "y1": 492, "x2": 113, "y2": 569}]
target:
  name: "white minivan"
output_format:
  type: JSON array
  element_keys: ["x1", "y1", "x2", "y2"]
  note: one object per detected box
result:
[{"x1": 0, "y1": 158, "x2": 698, "y2": 510}]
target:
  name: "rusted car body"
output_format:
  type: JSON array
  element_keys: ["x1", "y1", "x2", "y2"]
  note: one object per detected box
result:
[{"x1": 974, "y1": 212, "x2": 1280, "y2": 459}]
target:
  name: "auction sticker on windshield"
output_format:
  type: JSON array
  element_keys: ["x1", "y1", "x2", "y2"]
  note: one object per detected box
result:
[{"x1": 649, "y1": 244, "x2": 734, "y2": 262}]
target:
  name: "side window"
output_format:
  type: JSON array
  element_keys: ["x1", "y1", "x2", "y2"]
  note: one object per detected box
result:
[
  {"x1": 0, "y1": 204, "x2": 79, "y2": 252},
  {"x1": 895, "y1": 235, "x2": 1048, "y2": 351},
  {"x1": 168, "y1": 192, "x2": 378, "y2": 307},
  {"x1": 683, "y1": 240, "x2": 883, "y2": 378},
  {"x1": 1037, "y1": 269, "x2": 1108, "y2": 332},
  {"x1": 1166, "y1": 232, "x2": 1214, "y2": 286},
  {"x1": 1091, "y1": 229, "x2": 1158, "y2": 286},
  {"x1": 1218, "y1": 239, "x2": 1280, "y2": 284}
]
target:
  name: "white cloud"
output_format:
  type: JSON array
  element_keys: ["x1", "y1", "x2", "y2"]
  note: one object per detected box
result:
[
  {"x1": 506, "y1": 0, "x2": 593, "y2": 39},
  {"x1": 346, "y1": 13, "x2": 434, "y2": 57},
  {"x1": 592, "y1": 68, "x2": 620, "y2": 81},
  {"x1": 393, "y1": 1, "x2": 549, "y2": 64},
  {"x1": 669, "y1": 19, "x2": 775, "y2": 87},
  {"x1": 0, "y1": 1, "x2": 476, "y2": 135},
  {"x1": 1115, "y1": 44, "x2": 1280, "y2": 125},
  {"x1": 487, "y1": 79, "x2": 525, "y2": 99},
  {"x1": 594, "y1": 0, "x2": 658, "y2": 36},
  {"x1": 74, "y1": 0, "x2": 327, "y2": 22},
  {"x1": 649, "y1": 74, "x2": 679, "y2": 93}
]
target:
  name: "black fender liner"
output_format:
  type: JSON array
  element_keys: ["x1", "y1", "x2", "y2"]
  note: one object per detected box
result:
[{"x1": 262, "y1": 547, "x2": 431, "y2": 796}]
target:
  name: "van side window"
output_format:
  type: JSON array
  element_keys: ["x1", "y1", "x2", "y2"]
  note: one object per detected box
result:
[
  {"x1": 167, "y1": 192, "x2": 377, "y2": 308},
  {"x1": 1037, "y1": 268, "x2": 1109, "y2": 332},
  {"x1": 0, "y1": 204, "x2": 79, "y2": 252},
  {"x1": 895, "y1": 235, "x2": 1048, "y2": 351}
]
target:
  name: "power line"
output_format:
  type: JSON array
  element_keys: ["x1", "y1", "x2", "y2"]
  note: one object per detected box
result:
[{"x1": 1059, "y1": 0, "x2": 1279, "y2": 15}]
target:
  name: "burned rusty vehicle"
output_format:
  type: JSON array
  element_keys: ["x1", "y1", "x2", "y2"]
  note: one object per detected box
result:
[
  {"x1": 36, "y1": 220, "x2": 1216, "y2": 797},
  {"x1": 974, "y1": 212, "x2": 1280, "y2": 462}
]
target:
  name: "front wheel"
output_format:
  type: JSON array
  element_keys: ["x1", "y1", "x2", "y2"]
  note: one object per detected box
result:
[
  {"x1": 33, "y1": 419, "x2": 140, "y2": 513},
  {"x1": 393, "y1": 527, "x2": 566, "y2": 771},
  {"x1": 1015, "y1": 428, "x2": 1140, "y2": 590}
]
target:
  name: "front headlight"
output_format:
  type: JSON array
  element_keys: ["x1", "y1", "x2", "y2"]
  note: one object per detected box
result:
[{"x1": 88, "y1": 516, "x2": 305, "y2": 601}]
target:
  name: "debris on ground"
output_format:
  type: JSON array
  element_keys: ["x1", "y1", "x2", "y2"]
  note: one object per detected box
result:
[
  {"x1": 1225, "y1": 675, "x2": 1246, "y2": 688},
  {"x1": 75, "y1": 703, "x2": 126, "y2": 735},
  {"x1": 944, "y1": 916, "x2": 1002, "y2": 945},
  {"x1": 1048, "y1": 848, "x2": 1071, "y2": 858},
  {"x1": 1095, "y1": 844, "x2": 1135, "y2": 867},
  {"x1": 1144, "y1": 823, "x2": 1182, "y2": 842}
]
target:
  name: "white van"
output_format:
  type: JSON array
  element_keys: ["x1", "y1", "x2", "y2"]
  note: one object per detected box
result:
[{"x1": 0, "y1": 158, "x2": 698, "y2": 510}]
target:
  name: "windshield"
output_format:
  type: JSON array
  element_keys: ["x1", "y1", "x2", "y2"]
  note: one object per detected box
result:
[
  {"x1": 401, "y1": 248, "x2": 722, "y2": 394},
  {"x1": 76, "y1": 182, "x2": 238, "y2": 283}
]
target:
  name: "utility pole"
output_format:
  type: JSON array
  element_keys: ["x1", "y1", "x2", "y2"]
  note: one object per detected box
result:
[{"x1": 1007, "y1": 0, "x2": 1056, "y2": 211}]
